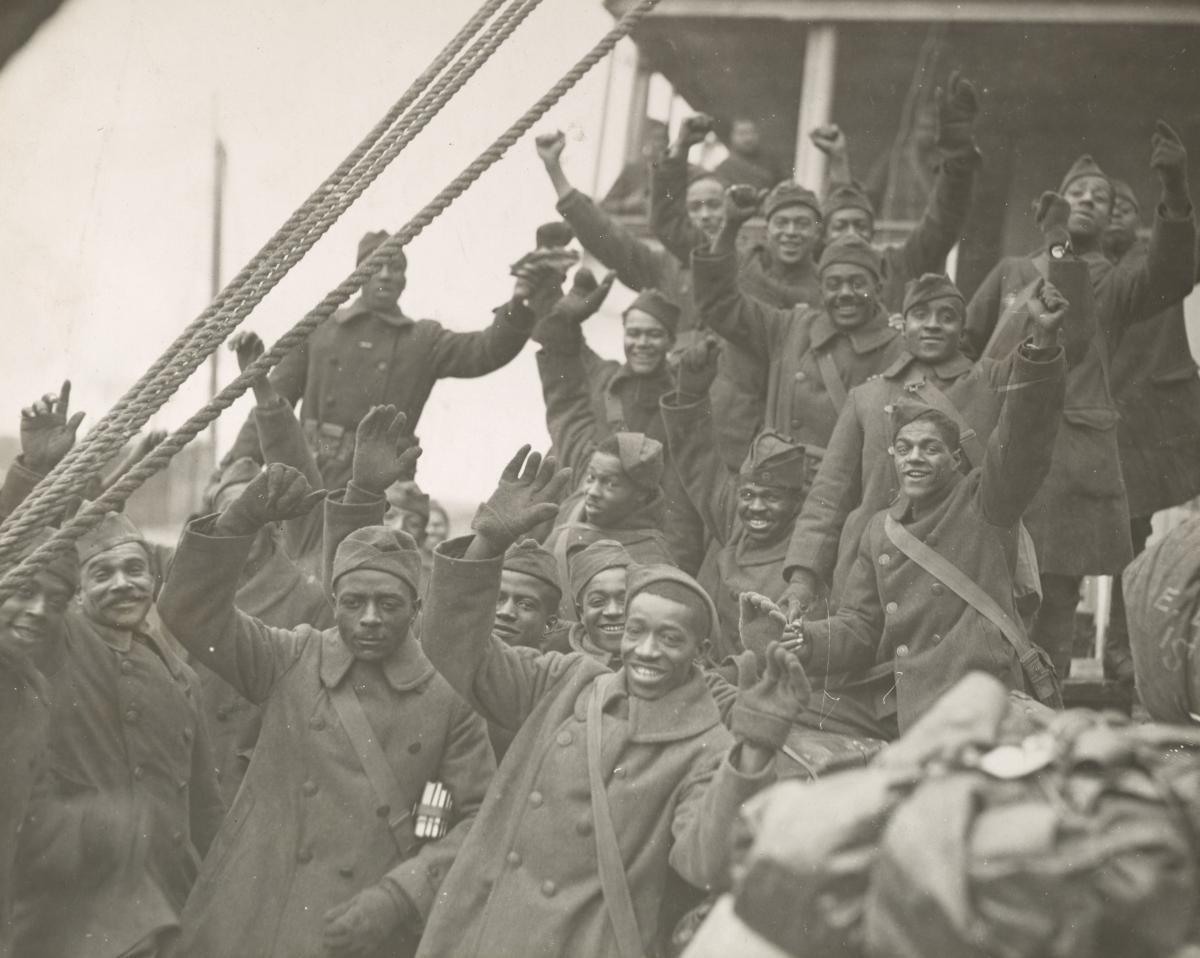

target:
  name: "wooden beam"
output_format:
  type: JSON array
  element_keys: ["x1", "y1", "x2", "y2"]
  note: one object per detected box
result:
[{"x1": 606, "y1": 0, "x2": 1200, "y2": 25}]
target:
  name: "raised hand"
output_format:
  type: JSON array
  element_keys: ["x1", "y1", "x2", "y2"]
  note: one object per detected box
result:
[
  {"x1": 214, "y1": 462, "x2": 325, "y2": 537},
  {"x1": 469, "y1": 446, "x2": 573, "y2": 557},
  {"x1": 1151, "y1": 120, "x2": 1190, "y2": 206},
  {"x1": 674, "y1": 335, "x2": 721, "y2": 399},
  {"x1": 730, "y1": 640, "x2": 811, "y2": 756},
  {"x1": 809, "y1": 124, "x2": 847, "y2": 158},
  {"x1": 511, "y1": 248, "x2": 580, "y2": 303},
  {"x1": 351, "y1": 405, "x2": 421, "y2": 495},
  {"x1": 228, "y1": 329, "x2": 276, "y2": 405},
  {"x1": 534, "y1": 130, "x2": 567, "y2": 168},
  {"x1": 21, "y1": 380, "x2": 86, "y2": 474},
  {"x1": 935, "y1": 71, "x2": 979, "y2": 157},
  {"x1": 1033, "y1": 190, "x2": 1071, "y2": 254},
  {"x1": 323, "y1": 883, "x2": 408, "y2": 958},
  {"x1": 738, "y1": 592, "x2": 788, "y2": 662},
  {"x1": 1029, "y1": 278, "x2": 1069, "y2": 349},
  {"x1": 670, "y1": 114, "x2": 715, "y2": 159},
  {"x1": 546, "y1": 269, "x2": 616, "y2": 326},
  {"x1": 723, "y1": 184, "x2": 765, "y2": 230}
]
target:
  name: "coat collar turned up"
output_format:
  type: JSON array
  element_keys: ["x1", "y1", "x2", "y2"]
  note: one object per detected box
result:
[
  {"x1": 334, "y1": 297, "x2": 414, "y2": 329},
  {"x1": 318, "y1": 628, "x2": 435, "y2": 691},
  {"x1": 881, "y1": 350, "x2": 974, "y2": 383},
  {"x1": 808, "y1": 306, "x2": 897, "y2": 355},
  {"x1": 572, "y1": 665, "x2": 722, "y2": 744}
]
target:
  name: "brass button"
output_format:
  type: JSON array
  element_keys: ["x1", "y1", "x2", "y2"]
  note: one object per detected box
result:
[
  {"x1": 896, "y1": 644, "x2": 909, "y2": 657},
  {"x1": 408, "y1": 742, "x2": 422, "y2": 754},
  {"x1": 575, "y1": 818, "x2": 593, "y2": 837},
  {"x1": 297, "y1": 848, "x2": 313, "y2": 864},
  {"x1": 541, "y1": 880, "x2": 557, "y2": 898},
  {"x1": 302, "y1": 781, "x2": 318, "y2": 797},
  {"x1": 556, "y1": 730, "x2": 573, "y2": 747},
  {"x1": 878, "y1": 554, "x2": 891, "y2": 566},
  {"x1": 120, "y1": 659, "x2": 134, "y2": 674},
  {"x1": 338, "y1": 865, "x2": 355, "y2": 878},
  {"x1": 506, "y1": 851, "x2": 521, "y2": 866},
  {"x1": 931, "y1": 583, "x2": 944, "y2": 595},
  {"x1": 529, "y1": 791, "x2": 543, "y2": 807},
  {"x1": 124, "y1": 709, "x2": 139, "y2": 724},
  {"x1": 794, "y1": 372, "x2": 807, "y2": 382},
  {"x1": 885, "y1": 602, "x2": 898, "y2": 614},
  {"x1": 613, "y1": 767, "x2": 626, "y2": 779},
  {"x1": 132, "y1": 765, "x2": 145, "y2": 781},
  {"x1": 309, "y1": 717, "x2": 325, "y2": 731}
]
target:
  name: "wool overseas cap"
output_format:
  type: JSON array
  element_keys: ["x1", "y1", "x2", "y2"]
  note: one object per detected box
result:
[
  {"x1": 764, "y1": 181, "x2": 822, "y2": 222},
  {"x1": 739, "y1": 431, "x2": 807, "y2": 490},
  {"x1": 387, "y1": 480, "x2": 430, "y2": 521},
  {"x1": 626, "y1": 563, "x2": 719, "y2": 645},
  {"x1": 23, "y1": 527, "x2": 79, "y2": 592},
  {"x1": 569, "y1": 539, "x2": 632, "y2": 604},
  {"x1": 888, "y1": 398, "x2": 962, "y2": 448},
  {"x1": 902, "y1": 273, "x2": 965, "y2": 315},
  {"x1": 332, "y1": 526, "x2": 422, "y2": 597},
  {"x1": 596, "y1": 432, "x2": 665, "y2": 491},
  {"x1": 624, "y1": 289, "x2": 681, "y2": 334},
  {"x1": 822, "y1": 180, "x2": 876, "y2": 220},
  {"x1": 1059, "y1": 155, "x2": 1111, "y2": 196},
  {"x1": 503, "y1": 538, "x2": 562, "y2": 601},
  {"x1": 818, "y1": 234, "x2": 882, "y2": 279},
  {"x1": 357, "y1": 229, "x2": 407, "y2": 269},
  {"x1": 77, "y1": 511, "x2": 149, "y2": 567}
]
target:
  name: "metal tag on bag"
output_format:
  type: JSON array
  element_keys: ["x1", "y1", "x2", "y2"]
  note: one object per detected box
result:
[{"x1": 978, "y1": 733, "x2": 1057, "y2": 779}]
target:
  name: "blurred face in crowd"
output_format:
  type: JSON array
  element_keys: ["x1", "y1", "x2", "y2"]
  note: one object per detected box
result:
[
  {"x1": 583, "y1": 452, "x2": 650, "y2": 528},
  {"x1": 425, "y1": 505, "x2": 450, "y2": 549},
  {"x1": 686, "y1": 178, "x2": 726, "y2": 241},
  {"x1": 0, "y1": 571, "x2": 72, "y2": 662},
  {"x1": 81, "y1": 543, "x2": 155, "y2": 630},
  {"x1": 492, "y1": 570, "x2": 557, "y2": 649},
  {"x1": 384, "y1": 487, "x2": 429, "y2": 547},
  {"x1": 825, "y1": 207, "x2": 875, "y2": 244},
  {"x1": 893, "y1": 418, "x2": 962, "y2": 504},
  {"x1": 578, "y1": 567, "x2": 627, "y2": 656},
  {"x1": 623, "y1": 310, "x2": 674, "y2": 376},
  {"x1": 1103, "y1": 194, "x2": 1141, "y2": 260},
  {"x1": 334, "y1": 570, "x2": 418, "y2": 661},
  {"x1": 1063, "y1": 175, "x2": 1113, "y2": 244},
  {"x1": 363, "y1": 254, "x2": 407, "y2": 311},
  {"x1": 822, "y1": 264, "x2": 880, "y2": 329},
  {"x1": 903, "y1": 296, "x2": 965, "y2": 364},
  {"x1": 767, "y1": 204, "x2": 821, "y2": 266},
  {"x1": 621, "y1": 588, "x2": 706, "y2": 700},
  {"x1": 737, "y1": 480, "x2": 801, "y2": 546},
  {"x1": 730, "y1": 119, "x2": 761, "y2": 156}
]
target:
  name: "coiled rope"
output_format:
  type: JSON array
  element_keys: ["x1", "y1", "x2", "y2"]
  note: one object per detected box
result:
[
  {"x1": 0, "y1": 0, "x2": 544, "y2": 558},
  {"x1": 0, "y1": 0, "x2": 661, "y2": 598}
]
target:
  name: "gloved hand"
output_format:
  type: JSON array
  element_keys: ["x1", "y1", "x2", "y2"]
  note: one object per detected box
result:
[
  {"x1": 471, "y1": 446, "x2": 573, "y2": 556},
  {"x1": 674, "y1": 335, "x2": 721, "y2": 400},
  {"x1": 549, "y1": 268, "x2": 616, "y2": 325},
  {"x1": 935, "y1": 71, "x2": 979, "y2": 158},
  {"x1": 214, "y1": 463, "x2": 325, "y2": 537},
  {"x1": 1033, "y1": 190, "x2": 1071, "y2": 253},
  {"x1": 1150, "y1": 119, "x2": 1190, "y2": 207},
  {"x1": 351, "y1": 405, "x2": 422, "y2": 496},
  {"x1": 670, "y1": 114, "x2": 715, "y2": 159},
  {"x1": 723, "y1": 184, "x2": 766, "y2": 230},
  {"x1": 322, "y1": 882, "x2": 413, "y2": 958},
  {"x1": 20, "y1": 380, "x2": 85, "y2": 475},
  {"x1": 737, "y1": 592, "x2": 788, "y2": 663},
  {"x1": 730, "y1": 640, "x2": 811, "y2": 751}
]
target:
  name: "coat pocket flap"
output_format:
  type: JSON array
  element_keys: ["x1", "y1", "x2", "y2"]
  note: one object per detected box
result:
[
  {"x1": 1152, "y1": 362, "x2": 1200, "y2": 385},
  {"x1": 1062, "y1": 407, "x2": 1119, "y2": 430}
]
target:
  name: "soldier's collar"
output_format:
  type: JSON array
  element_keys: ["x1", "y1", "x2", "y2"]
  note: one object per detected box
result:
[
  {"x1": 335, "y1": 297, "x2": 413, "y2": 329},
  {"x1": 319, "y1": 628, "x2": 434, "y2": 691},
  {"x1": 811, "y1": 307, "x2": 896, "y2": 355},
  {"x1": 883, "y1": 350, "x2": 973, "y2": 381},
  {"x1": 575, "y1": 665, "x2": 722, "y2": 743}
]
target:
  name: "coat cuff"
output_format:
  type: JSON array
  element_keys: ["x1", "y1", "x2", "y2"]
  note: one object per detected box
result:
[
  {"x1": 555, "y1": 189, "x2": 587, "y2": 217},
  {"x1": 532, "y1": 319, "x2": 585, "y2": 355},
  {"x1": 172, "y1": 515, "x2": 257, "y2": 570},
  {"x1": 497, "y1": 300, "x2": 536, "y2": 335},
  {"x1": 692, "y1": 246, "x2": 739, "y2": 278}
]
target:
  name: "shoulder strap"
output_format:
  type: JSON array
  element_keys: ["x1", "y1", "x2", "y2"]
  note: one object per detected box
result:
[
  {"x1": 883, "y1": 514, "x2": 1061, "y2": 707},
  {"x1": 910, "y1": 382, "x2": 985, "y2": 469},
  {"x1": 328, "y1": 681, "x2": 417, "y2": 857},
  {"x1": 587, "y1": 685, "x2": 645, "y2": 958},
  {"x1": 815, "y1": 350, "x2": 849, "y2": 412}
]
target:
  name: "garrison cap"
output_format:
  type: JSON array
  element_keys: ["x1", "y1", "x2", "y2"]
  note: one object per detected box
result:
[{"x1": 739, "y1": 431, "x2": 808, "y2": 491}]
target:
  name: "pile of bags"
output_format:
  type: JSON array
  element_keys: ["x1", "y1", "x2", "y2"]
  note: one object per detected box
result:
[{"x1": 685, "y1": 673, "x2": 1200, "y2": 958}]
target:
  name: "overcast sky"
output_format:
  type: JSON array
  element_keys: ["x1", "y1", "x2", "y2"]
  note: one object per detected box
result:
[{"x1": 0, "y1": 0, "x2": 646, "y2": 509}]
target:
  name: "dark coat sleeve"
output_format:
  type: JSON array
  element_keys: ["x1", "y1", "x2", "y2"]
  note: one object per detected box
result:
[
  {"x1": 651, "y1": 152, "x2": 707, "y2": 265},
  {"x1": 536, "y1": 345, "x2": 616, "y2": 480},
  {"x1": 223, "y1": 335, "x2": 312, "y2": 466},
  {"x1": 784, "y1": 394, "x2": 867, "y2": 583},
  {"x1": 802, "y1": 522, "x2": 886, "y2": 677},
  {"x1": 321, "y1": 485, "x2": 388, "y2": 594},
  {"x1": 424, "y1": 537, "x2": 602, "y2": 732},
  {"x1": 976, "y1": 346, "x2": 1067, "y2": 528},
  {"x1": 254, "y1": 398, "x2": 325, "y2": 560},
  {"x1": 692, "y1": 248, "x2": 786, "y2": 362},
  {"x1": 659, "y1": 392, "x2": 736, "y2": 544},
  {"x1": 428, "y1": 301, "x2": 536, "y2": 379},
  {"x1": 889, "y1": 154, "x2": 978, "y2": 282},
  {"x1": 0, "y1": 458, "x2": 43, "y2": 521},
  {"x1": 1101, "y1": 206, "x2": 1197, "y2": 331},
  {"x1": 962, "y1": 258, "x2": 1008, "y2": 361},
  {"x1": 556, "y1": 189, "x2": 668, "y2": 293}
]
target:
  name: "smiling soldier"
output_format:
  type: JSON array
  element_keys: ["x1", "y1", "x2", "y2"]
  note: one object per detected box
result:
[
  {"x1": 564, "y1": 539, "x2": 633, "y2": 669},
  {"x1": 790, "y1": 282, "x2": 1070, "y2": 740},
  {"x1": 416, "y1": 447, "x2": 808, "y2": 958}
]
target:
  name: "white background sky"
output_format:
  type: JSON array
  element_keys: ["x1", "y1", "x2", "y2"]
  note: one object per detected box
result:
[{"x1": 0, "y1": 0, "x2": 647, "y2": 510}]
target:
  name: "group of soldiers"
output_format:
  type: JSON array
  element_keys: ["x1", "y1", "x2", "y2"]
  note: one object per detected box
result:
[{"x1": 2, "y1": 65, "x2": 1200, "y2": 958}]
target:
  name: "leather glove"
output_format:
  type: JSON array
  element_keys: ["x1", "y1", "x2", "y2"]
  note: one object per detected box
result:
[
  {"x1": 215, "y1": 463, "x2": 325, "y2": 537},
  {"x1": 935, "y1": 71, "x2": 979, "y2": 158},
  {"x1": 674, "y1": 335, "x2": 721, "y2": 400},
  {"x1": 730, "y1": 641, "x2": 811, "y2": 751},
  {"x1": 471, "y1": 446, "x2": 572, "y2": 552},
  {"x1": 323, "y1": 882, "x2": 413, "y2": 958}
]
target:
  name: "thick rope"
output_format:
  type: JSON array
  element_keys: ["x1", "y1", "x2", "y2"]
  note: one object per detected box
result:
[
  {"x1": 0, "y1": 0, "x2": 541, "y2": 554},
  {"x1": 0, "y1": 0, "x2": 661, "y2": 598}
]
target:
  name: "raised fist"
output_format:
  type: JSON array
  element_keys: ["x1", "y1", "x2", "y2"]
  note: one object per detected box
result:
[
  {"x1": 1029, "y1": 277, "x2": 1069, "y2": 347},
  {"x1": 809, "y1": 124, "x2": 847, "y2": 157},
  {"x1": 535, "y1": 130, "x2": 567, "y2": 167},
  {"x1": 724, "y1": 184, "x2": 765, "y2": 228},
  {"x1": 675, "y1": 335, "x2": 721, "y2": 399},
  {"x1": 935, "y1": 71, "x2": 980, "y2": 156}
]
